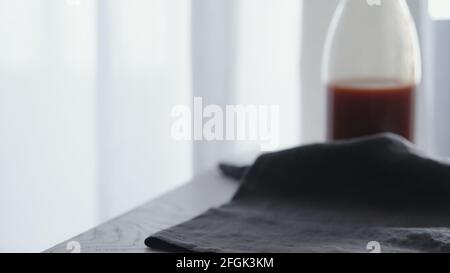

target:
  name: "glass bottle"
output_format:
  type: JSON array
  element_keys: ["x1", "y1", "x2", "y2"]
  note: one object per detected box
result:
[{"x1": 323, "y1": 0, "x2": 421, "y2": 141}]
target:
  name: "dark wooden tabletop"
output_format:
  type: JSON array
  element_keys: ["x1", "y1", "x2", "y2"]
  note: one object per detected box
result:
[{"x1": 45, "y1": 170, "x2": 239, "y2": 253}]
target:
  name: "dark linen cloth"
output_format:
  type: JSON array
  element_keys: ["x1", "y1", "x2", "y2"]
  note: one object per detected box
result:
[{"x1": 145, "y1": 134, "x2": 450, "y2": 253}]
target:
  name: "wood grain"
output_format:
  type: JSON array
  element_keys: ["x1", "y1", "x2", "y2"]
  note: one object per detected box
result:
[{"x1": 45, "y1": 171, "x2": 239, "y2": 253}]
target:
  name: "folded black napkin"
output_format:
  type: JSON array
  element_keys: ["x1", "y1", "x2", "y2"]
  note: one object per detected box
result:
[{"x1": 145, "y1": 134, "x2": 450, "y2": 253}]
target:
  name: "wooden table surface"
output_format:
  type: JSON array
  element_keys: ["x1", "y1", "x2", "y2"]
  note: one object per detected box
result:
[{"x1": 45, "y1": 171, "x2": 239, "y2": 253}]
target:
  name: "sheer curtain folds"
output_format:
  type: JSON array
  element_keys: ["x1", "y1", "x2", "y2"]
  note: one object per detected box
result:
[
  {"x1": 0, "y1": 0, "x2": 192, "y2": 252},
  {"x1": 0, "y1": 0, "x2": 447, "y2": 253}
]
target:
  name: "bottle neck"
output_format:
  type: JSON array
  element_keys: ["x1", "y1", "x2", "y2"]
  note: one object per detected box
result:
[
  {"x1": 341, "y1": 0, "x2": 409, "y2": 13},
  {"x1": 337, "y1": 0, "x2": 412, "y2": 24}
]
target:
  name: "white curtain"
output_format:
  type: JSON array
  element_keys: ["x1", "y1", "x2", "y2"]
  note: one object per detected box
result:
[
  {"x1": 192, "y1": 0, "x2": 301, "y2": 172},
  {"x1": 425, "y1": 0, "x2": 450, "y2": 156},
  {"x1": 0, "y1": 0, "x2": 301, "y2": 252},
  {"x1": 300, "y1": 0, "x2": 450, "y2": 158},
  {"x1": 0, "y1": 0, "x2": 99, "y2": 252}
]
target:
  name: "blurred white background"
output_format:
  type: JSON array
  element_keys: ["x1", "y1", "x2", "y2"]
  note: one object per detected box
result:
[{"x1": 0, "y1": 0, "x2": 449, "y2": 252}]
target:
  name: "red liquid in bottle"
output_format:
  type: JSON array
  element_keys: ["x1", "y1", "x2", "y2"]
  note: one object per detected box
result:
[{"x1": 327, "y1": 80, "x2": 415, "y2": 141}]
